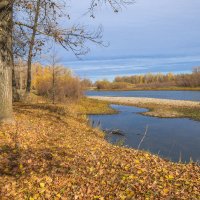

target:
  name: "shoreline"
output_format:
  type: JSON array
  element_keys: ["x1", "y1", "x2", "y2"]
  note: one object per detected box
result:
[
  {"x1": 89, "y1": 87, "x2": 200, "y2": 91},
  {"x1": 89, "y1": 96, "x2": 200, "y2": 107},
  {"x1": 88, "y1": 96, "x2": 200, "y2": 120}
]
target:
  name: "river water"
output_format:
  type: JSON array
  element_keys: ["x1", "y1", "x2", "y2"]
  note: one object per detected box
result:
[
  {"x1": 88, "y1": 90, "x2": 200, "y2": 163},
  {"x1": 86, "y1": 90, "x2": 200, "y2": 101}
]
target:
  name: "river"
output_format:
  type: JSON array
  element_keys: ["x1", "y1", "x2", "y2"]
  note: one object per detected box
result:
[
  {"x1": 87, "y1": 90, "x2": 200, "y2": 163},
  {"x1": 86, "y1": 90, "x2": 200, "y2": 101}
]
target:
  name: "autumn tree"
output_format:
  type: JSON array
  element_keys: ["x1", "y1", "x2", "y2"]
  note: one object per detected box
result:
[
  {"x1": 14, "y1": 0, "x2": 104, "y2": 95},
  {"x1": 44, "y1": 49, "x2": 62, "y2": 104},
  {"x1": 0, "y1": 0, "x2": 134, "y2": 123}
]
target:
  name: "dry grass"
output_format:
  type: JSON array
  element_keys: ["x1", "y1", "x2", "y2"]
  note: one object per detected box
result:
[{"x1": 75, "y1": 97, "x2": 117, "y2": 115}]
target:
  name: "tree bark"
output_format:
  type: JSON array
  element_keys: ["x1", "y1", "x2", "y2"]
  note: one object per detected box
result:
[
  {"x1": 12, "y1": 64, "x2": 20, "y2": 102},
  {"x1": 26, "y1": 0, "x2": 41, "y2": 94},
  {"x1": 0, "y1": 1, "x2": 14, "y2": 123}
]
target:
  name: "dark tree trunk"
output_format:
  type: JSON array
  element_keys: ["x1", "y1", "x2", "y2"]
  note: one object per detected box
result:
[
  {"x1": 26, "y1": 44, "x2": 33, "y2": 93},
  {"x1": 26, "y1": 0, "x2": 41, "y2": 94},
  {"x1": 12, "y1": 65, "x2": 20, "y2": 102},
  {"x1": 0, "y1": 1, "x2": 14, "y2": 123}
]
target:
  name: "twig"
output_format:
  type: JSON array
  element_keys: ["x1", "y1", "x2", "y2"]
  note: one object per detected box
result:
[{"x1": 137, "y1": 125, "x2": 148, "y2": 150}]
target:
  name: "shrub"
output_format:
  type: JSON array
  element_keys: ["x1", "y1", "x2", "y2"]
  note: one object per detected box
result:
[
  {"x1": 95, "y1": 80, "x2": 111, "y2": 90},
  {"x1": 81, "y1": 79, "x2": 93, "y2": 89}
]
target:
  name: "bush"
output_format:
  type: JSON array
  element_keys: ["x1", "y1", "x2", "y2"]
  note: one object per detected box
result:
[
  {"x1": 95, "y1": 80, "x2": 132, "y2": 90},
  {"x1": 111, "y1": 82, "x2": 130, "y2": 89},
  {"x1": 81, "y1": 79, "x2": 93, "y2": 89},
  {"x1": 95, "y1": 80, "x2": 111, "y2": 90}
]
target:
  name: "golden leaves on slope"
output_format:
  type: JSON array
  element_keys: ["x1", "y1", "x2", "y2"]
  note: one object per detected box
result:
[{"x1": 0, "y1": 103, "x2": 199, "y2": 199}]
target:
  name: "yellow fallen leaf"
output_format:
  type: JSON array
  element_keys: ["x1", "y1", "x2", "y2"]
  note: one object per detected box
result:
[
  {"x1": 137, "y1": 170, "x2": 143, "y2": 174},
  {"x1": 119, "y1": 194, "x2": 126, "y2": 200},
  {"x1": 129, "y1": 174, "x2": 136, "y2": 179},
  {"x1": 163, "y1": 188, "x2": 169, "y2": 195},
  {"x1": 19, "y1": 164, "x2": 23, "y2": 169},
  {"x1": 56, "y1": 193, "x2": 61, "y2": 198},
  {"x1": 139, "y1": 180, "x2": 144, "y2": 183},
  {"x1": 165, "y1": 175, "x2": 174, "y2": 180},
  {"x1": 40, "y1": 182, "x2": 45, "y2": 188},
  {"x1": 135, "y1": 159, "x2": 140, "y2": 164}
]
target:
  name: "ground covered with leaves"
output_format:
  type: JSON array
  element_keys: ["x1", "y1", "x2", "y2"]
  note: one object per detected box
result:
[{"x1": 0, "y1": 102, "x2": 199, "y2": 199}]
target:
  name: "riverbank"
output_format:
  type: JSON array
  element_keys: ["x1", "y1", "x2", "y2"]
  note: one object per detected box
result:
[
  {"x1": 89, "y1": 96, "x2": 200, "y2": 120},
  {"x1": 0, "y1": 102, "x2": 199, "y2": 199}
]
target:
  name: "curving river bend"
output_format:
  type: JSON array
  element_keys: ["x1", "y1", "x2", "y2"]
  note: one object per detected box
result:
[{"x1": 88, "y1": 90, "x2": 200, "y2": 163}]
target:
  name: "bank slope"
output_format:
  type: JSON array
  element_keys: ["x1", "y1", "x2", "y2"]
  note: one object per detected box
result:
[{"x1": 0, "y1": 103, "x2": 199, "y2": 199}]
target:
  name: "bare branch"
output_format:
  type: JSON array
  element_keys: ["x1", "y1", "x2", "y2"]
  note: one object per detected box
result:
[{"x1": 88, "y1": 0, "x2": 135, "y2": 16}]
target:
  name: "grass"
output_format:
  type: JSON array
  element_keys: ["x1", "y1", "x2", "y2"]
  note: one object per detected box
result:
[
  {"x1": 129, "y1": 103, "x2": 200, "y2": 121},
  {"x1": 174, "y1": 106, "x2": 200, "y2": 121},
  {"x1": 76, "y1": 97, "x2": 117, "y2": 115},
  {"x1": 0, "y1": 101, "x2": 199, "y2": 199}
]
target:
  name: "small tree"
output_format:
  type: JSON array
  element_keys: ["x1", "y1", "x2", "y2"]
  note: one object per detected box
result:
[
  {"x1": 45, "y1": 49, "x2": 62, "y2": 104},
  {"x1": 81, "y1": 79, "x2": 93, "y2": 89},
  {"x1": 193, "y1": 67, "x2": 200, "y2": 74}
]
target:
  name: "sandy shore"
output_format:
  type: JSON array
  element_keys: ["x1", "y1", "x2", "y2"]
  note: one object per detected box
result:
[
  {"x1": 89, "y1": 96, "x2": 200, "y2": 107},
  {"x1": 89, "y1": 96, "x2": 200, "y2": 119}
]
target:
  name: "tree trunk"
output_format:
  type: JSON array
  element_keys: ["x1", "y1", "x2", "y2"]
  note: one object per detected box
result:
[
  {"x1": 26, "y1": 43, "x2": 33, "y2": 93},
  {"x1": 26, "y1": 0, "x2": 41, "y2": 94},
  {"x1": 0, "y1": 1, "x2": 14, "y2": 123},
  {"x1": 12, "y1": 65, "x2": 20, "y2": 102},
  {"x1": 52, "y1": 66, "x2": 55, "y2": 104}
]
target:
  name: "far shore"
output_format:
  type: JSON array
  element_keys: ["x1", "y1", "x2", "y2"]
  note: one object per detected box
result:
[
  {"x1": 89, "y1": 96, "x2": 200, "y2": 120},
  {"x1": 89, "y1": 87, "x2": 200, "y2": 91},
  {"x1": 89, "y1": 96, "x2": 200, "y2": 107}
]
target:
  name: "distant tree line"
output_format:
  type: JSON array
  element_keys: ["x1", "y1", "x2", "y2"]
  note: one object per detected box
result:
[{"x1": 95, "y1": 67, "x2": 200, "y2": 90}]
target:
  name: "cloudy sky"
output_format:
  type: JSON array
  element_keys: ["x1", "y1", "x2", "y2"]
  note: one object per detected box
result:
[{"x1": 55, "y1": 0, "x2": 200, "y2": 81}]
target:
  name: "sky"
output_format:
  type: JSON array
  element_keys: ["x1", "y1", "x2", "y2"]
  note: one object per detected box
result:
[{"x1": 55, "y1": 0, "x2": 200, "y2": 81}]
